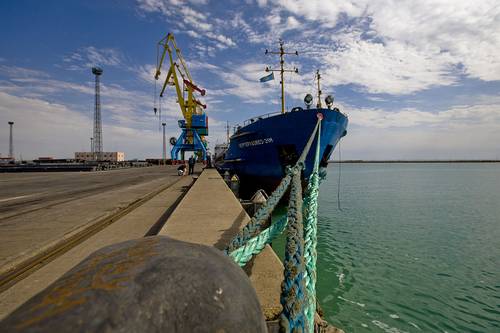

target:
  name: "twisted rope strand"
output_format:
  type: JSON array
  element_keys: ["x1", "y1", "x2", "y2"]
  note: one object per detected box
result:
[
  {"x1": 229, "y1": 215, "x2": 288, "y2": 267},
  {"x1": 280, "y1": 167, "x2": 307, "y2": 332},
  {"x1": 225, "y1": 117, "x2": 324, "y2": 332},
  {"x1": 225, "y1": 171, "x2": 292, "y2": 253},
  {"x1": 303, "y1": 124, "x2": 321, "y2": 330}
]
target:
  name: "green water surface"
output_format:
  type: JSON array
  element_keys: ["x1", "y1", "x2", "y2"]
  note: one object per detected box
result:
[{"x1": 272, "y1": 163, "x2": 500, "y2": 332}]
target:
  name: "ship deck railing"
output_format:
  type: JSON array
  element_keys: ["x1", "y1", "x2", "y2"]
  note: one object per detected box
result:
[{"x1": 240, "y1": 111, "x2": 282, "y2": 127}]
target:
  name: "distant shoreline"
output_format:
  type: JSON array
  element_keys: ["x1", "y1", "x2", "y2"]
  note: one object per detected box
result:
[{"x1": 329, "y1": 160, "x2": 500, "y2": 163}]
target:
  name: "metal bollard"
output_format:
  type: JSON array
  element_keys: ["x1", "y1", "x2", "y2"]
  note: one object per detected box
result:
[
  {"x1": 0, "y1": 236, "x2": 266, "y2": 333},
  {"x1": 251, "y1": 189, "x2": 268, "y2": 217},
  {"x1": 223, "y1": 170, "x2": 231, "y2": 184},
  {"x1": 230, "y1": 174, "x2": 240, "y2": 197}
]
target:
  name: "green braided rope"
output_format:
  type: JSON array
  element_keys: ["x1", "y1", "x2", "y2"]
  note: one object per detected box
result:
[
  {"x1": 303, "y1": 124, "x2": 322, "y2": 331},
  {"x1": 226, "y1": 120, "x2": 321, "y2": 255},
  {"x1": 225, "y1": 170, "x2": 293, "y2": 253},
  {"x1": 224, "y1": 117, "x2": 324, "y2": 332},
  {"x1": 280, "y1": 167, "x2": 307, "y2": 331},
  {"x1": 228, "y1": 215, "x2": 288, "y2": 267}
]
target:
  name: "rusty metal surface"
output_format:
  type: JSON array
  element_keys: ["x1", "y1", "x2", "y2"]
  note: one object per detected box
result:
[{"x1": 0, "y1": 236, "x2": 266, "y2": 332}]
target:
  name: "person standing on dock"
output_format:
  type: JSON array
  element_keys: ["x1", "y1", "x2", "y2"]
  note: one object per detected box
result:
[
  {"x1": 188, "y1": 155, "x2": 195, "y2": 175},
  {"x1": 206, "y1": 153, "x2": 212, "y2": 169}
]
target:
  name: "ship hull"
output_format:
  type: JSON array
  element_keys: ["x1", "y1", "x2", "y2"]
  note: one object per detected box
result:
[{"x1": 219, "y1": 108, "x2": 348, "y2": 197}]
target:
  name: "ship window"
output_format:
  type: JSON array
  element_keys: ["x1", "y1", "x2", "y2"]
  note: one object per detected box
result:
[{"x1": 320, "y1": 144, "x2": 334, "y2": 167}]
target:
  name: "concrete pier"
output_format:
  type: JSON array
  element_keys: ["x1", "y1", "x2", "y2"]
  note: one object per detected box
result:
[
  {"x1": 0, "y1": 167, "x2": 344, "y2": 331},
  {"x1": 0, "y1": 166, "x2": 184, "y2": 276},
  {"x1": 159, "y1": 169, "x2": 284, "y2": 320},
  {"x1": 160, "y1": 169, "x2": 344, "y2": 332},
  {"x1": 0, "y1": 168, "x2": 194, "y2": 319}
]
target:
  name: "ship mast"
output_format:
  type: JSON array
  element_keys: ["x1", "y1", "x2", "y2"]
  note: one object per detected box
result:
[
  {"x1": 316, "y1": 70, "x2": 322, "y2": 109},
  {"x1": 265, "y1": 40, "x2": 299, "y2": 114}
]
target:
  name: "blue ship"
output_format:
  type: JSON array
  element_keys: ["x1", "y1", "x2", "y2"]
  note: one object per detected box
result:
[
  {"x1": 219, "y1": 106, "x2": 348, "y2": 196},
  {"x1": 218, "y1": 42, "x2": 348, "y2": 197}
]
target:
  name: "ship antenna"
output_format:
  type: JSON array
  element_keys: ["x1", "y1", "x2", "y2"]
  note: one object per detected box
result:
[
  {"x1": 316, "y1": 70, "x2": 322, "y2": 109},
  {"x1": 226, "y1": 120, "x2": 230, "y2": 143},
  {"x1": 265, "y1": 39, "x2": 299, "y2": 114}
]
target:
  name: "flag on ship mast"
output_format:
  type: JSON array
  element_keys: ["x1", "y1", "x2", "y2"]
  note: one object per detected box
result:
[{"x1": 259, "y1": 72, "x2": 274, "y2": 83}]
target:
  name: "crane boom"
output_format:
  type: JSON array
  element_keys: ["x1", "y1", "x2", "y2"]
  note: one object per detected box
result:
[
  {"x1": 155, "y1": 33, "x2": 203, "y2": 128},
  {"x1": 154, "y1": 33, "x2": 208, "y2": 161}
]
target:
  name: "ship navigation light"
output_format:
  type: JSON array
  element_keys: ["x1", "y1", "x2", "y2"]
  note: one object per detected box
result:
[
  {"x1": 325, "y1": 95, "x2": 334, "y2": 109},
  {"x1": 304, "y1": 93, "x2": 313, "y2": 109}
]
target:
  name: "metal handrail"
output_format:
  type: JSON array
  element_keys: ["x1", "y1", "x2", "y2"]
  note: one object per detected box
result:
[
  {"x1": 240, "y1": 111, "x2": 282, "y2": 127},
  {"x1": 235, "y1": 107, "x2": 348, "y2": 132}
]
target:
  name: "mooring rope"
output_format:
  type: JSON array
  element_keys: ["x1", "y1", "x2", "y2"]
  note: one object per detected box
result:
[
  {"x1": 303, "y1": 124, "x2": 321, "y2": 329},
  {"x1": 280, "y1": 165, "x2": 307, "y2": 331},
  {"x1": 226, "y1": 115, "x2": 323, "y2": 333},
  {"x1": 229, "y1": 215, "x2": 288, "y2": 266},
  {"x1": 225, "y1": 172, "x2": 292, "y2": 254}
]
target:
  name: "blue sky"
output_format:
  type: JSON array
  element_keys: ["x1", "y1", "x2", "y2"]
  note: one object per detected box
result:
[{"x1": 1, "y1": 0, "x2": 499, "y2": 160}]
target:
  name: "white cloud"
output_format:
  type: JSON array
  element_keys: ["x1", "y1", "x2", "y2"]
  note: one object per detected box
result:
[
  {"x1": 206, "y1": 32, "x2": 236, "y2": 48},
  {"x1": 264, "y1": 10, "x2": 302, "y2": 39},
  {"x1": 341, "y1": 123, "x2": 500, "y2": 160},
  {"x1": 186, "y1": 30, "x2": 200, "y2": 38},
  {"x1": 230, "y1": 13, "x2": 263, "y2": 44},
  {"x1": 134, "y1": 64, "x2": 158, "y2": 84},
  {"x1": 85, "y1": 47, "x2": 123, "y2": 67},
  {"x1": 338, "y1": 99, "x2": 500, "y2": 159},
  {"x1": 62, "y1": 46, "x2": 125, "y2": 71},
  {"x1": 136, "y1": 0, "x2": 236, "y2": 49},
  {"x1": 368, "y1": 1, "x2": 500, "y2": 83},
  {"x1": 214, "y1": 62, "x2": 276, "y2": 103},
  {"x1": 276, "y1": 0, "x2": 365, "y2": 28},
  {"x1": 0, "y1": 65, "x2": 50, "y2": 79},
  {"x1": 268, "y1": 0, "x2": 500, "y2": 94},
  {"x1": 187, "y1": 60, "x2": 219, "y2": 71},
  {"x1": 0, "y1": 64, "x2": 183, "y2": 133},
  {"x1": 344, "y1": 103, "x2": 500, "y2": 129},
  {"x1": 0, "y1": 92, "x2": 92, "y2": 159},
  {"x1": 321, "y1": 31, "x2": 457, "y2": 94},
  {"x1": 0, "y1": 89, "x2": 177, "y2": 160}
]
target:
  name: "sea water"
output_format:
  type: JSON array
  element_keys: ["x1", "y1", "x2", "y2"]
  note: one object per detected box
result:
[{"x1": 272, "y1": 163, "x2": 500, "y2": 332}]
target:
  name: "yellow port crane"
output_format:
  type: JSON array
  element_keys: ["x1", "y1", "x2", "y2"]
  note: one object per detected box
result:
[{"x1": 154, "y1": 33, "x2": 208, "y2": 161}]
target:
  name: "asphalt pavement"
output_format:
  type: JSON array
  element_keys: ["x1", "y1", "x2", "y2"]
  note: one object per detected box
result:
[{"x1": 0, "y1": 166, "x2": 182, "y2": 274}]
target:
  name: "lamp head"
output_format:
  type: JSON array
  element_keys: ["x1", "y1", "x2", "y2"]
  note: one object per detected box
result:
[
  {"x1": 304, "y1": 94, "x2": 313, "y2": 108},
  {"x1": 325, "y1": 95, "x2": 334, "y2": 108}
]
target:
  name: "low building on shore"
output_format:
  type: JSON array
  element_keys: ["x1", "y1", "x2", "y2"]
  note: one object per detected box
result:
[{"x1": 75, "y1": 152, "x2": 125, "y2": 162}]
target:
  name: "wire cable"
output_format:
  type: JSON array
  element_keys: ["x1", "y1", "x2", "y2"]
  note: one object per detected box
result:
[{"x1": 337, "y1": 139, "x2": 342, "y2": 211}]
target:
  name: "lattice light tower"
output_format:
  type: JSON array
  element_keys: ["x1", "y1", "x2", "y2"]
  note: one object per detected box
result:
[
  {"x1": 162, "y1": 122, "x2": 167, "y2": 165},
  {"x1": 92, "y1": 67, "x2": 103, "y2": 161},
  {"x1": 8, "y1": 121, "x2": 14, "y2": 160}
]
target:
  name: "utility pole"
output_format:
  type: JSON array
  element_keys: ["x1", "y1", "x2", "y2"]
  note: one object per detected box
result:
[
  {"x1": 8, "y1": 121, "x2": 14, "y2": 160},
  {"x1": 92, "y1": 67, "x2": 103, "y2": 161},
  {"x1": 90, "y1": 137, "x2": 94, "y2": 155},
  {"x1": 316, "y1": 70, "x2": 322, "y2": 109},
  {"x1": 265, "y1": 40, "x2": 299, "y2": 114},
  {"x1": 162, "y1": 122, "x2": 167, "y2": 165}
]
